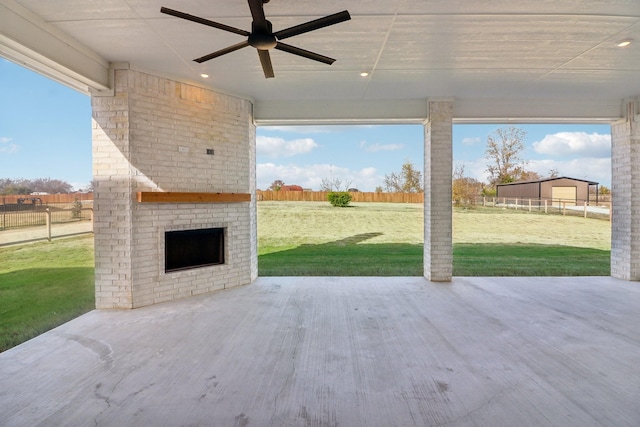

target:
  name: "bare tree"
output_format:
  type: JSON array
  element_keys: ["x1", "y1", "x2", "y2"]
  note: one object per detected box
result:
[
  {"x1": 30, "y1": 178, "x2": 73, "y2": 194},
  {"x1": 484, "y1": 126, "x2": 528, "y2": 186},
  {"x1": 83, "y1": 180, "x2": 96, "y2": 192},
  {"x1": 0, "y1": 178, "x2": 73, "y2": 194},
  {"x1": 452, "y1": 163, "x2": 483, "y2": 206},
  {"x1": 384, "y1": 159, "x2": 423, "y2": 193},
  {"x1": 320, "y1": 177, "x2": 351, "y2": 192},
  {"x1": 517, "y1": 170, "x2": 541, "y2": 182}
]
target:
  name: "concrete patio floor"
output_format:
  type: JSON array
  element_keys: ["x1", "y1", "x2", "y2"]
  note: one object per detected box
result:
[{"x1": 1, "y1": 276, "x2": 639, "y2": 426}]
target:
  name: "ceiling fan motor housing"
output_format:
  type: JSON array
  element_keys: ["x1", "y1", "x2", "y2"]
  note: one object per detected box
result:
[{"x1": 249, "y1": 20, "x2": 277, "y2": 50}]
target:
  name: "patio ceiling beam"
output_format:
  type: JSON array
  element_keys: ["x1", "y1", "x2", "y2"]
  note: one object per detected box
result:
[{"x1": 253, "y1": 98, "x2": 624, "y2": 126}]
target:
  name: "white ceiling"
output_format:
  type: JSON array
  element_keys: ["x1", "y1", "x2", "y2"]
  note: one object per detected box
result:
[{"x1": 1, "y1": 0, "x2": 639, "y2": 123}]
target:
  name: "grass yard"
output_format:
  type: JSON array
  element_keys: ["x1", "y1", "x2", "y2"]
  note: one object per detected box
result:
[
  {"x1": 258, "y1": 201, "x2": 611, "y2": 276},
  {"x1": 258, "y1": 202, "x2": 424, "y2": 275},
  {"x1": 0, "y1": 235, "x2": 95, "y2": 352},
  {"x1": 0, "y1": 201, "x2": 611, "y2": 352}
]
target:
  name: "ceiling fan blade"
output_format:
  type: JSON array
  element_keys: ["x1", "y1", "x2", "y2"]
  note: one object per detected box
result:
[
  {"x1": 258, "y1": 49, "x2": 275, "y2": 78},
  {"x1": 274, "y1": 11, "x2": 351, "y2": 41},
  {"x1": 247, "y1": 0, "x2": 268, "y2": 29},
  {"x1": 275, "y1": 42, "x2": 336, "y2": 65},
  {"x1": 194, "y1": 40, "x2": 250, "y2": 63},
  {"x1": 161, "y1": 7, "x2": 249, "y2": 37}
]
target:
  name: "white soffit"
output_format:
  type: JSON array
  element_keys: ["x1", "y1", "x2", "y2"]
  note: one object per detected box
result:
[
  {"x1": 0, "y1": 1, "x2": 110, "y2": 93},
  {"x1": 1, "y1": 0, "x2": 639, "y2": 122}
]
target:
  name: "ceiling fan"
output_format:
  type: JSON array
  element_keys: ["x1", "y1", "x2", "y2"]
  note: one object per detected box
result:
[{"x1": 160, "y1": 0, "x2": 351, "y2": 78}]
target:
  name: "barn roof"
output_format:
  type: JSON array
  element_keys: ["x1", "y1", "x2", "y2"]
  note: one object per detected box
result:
[{"x1": 496, "y1": 176, "x2": 599, "y2": 187}]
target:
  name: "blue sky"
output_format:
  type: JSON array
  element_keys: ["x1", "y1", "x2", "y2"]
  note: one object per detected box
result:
[
  {"x1": 1, "y1": 58, "x2": 611, "y2": 192},
  {"x1": 0, "y1": 58, "x2": 92, "y2": 190},
  {"x1": 257, "y1": 123, "x2": 611, "y2": 191}
]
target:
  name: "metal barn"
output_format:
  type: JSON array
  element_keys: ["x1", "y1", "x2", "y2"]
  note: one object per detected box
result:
[{"x1": 496, "y1": 177, "x2": 599, "y2": 206}]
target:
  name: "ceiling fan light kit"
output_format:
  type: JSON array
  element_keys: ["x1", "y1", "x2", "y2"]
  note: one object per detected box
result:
[{"x1": 161, "y1": 0, "x2": 351, "y2": 78}]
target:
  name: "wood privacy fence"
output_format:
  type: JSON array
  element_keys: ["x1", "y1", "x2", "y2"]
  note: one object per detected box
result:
[{"x1": 257, "y1": 191, "x2": 424, "y2": 203}]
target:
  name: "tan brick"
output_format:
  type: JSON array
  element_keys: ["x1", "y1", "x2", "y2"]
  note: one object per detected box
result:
[
  {"x1": 424, "y1": 99, "x2": 453, "y2": 282},
  {"x1": 92, "y1": 69, "x2": 257, "y2": 309},
  {"x1": 611, "y1": 99, "x2": 640, "y2": 280}
]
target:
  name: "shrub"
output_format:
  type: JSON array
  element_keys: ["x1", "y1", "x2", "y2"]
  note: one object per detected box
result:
[
  {"x1": 327, "y1": 191, "x2": 352, "y2": 207},
  {"x1": 71, "y1": 199, "x2": 83, "y2": 218}
]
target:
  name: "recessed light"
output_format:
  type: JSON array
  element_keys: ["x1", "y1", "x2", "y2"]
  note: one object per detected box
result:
[
  {"x1": 200, "y1": 73, "x2": 209, "y2": 78},
  {"x1": 360, "y1": 71, "x2": 369, "y2": 77},
  {"x1": 616, "y1": 39, "x2": 633, "y2": 47}
]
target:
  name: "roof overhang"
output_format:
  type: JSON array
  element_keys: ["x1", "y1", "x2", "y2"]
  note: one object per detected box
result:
[{"x1": 2, "y1": 0, "x2": 639, "y2": 124}]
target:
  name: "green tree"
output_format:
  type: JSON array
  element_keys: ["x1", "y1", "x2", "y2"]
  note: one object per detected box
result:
[
  {"x1": 384, "y1": 160, "x2": 423, "y2": 193},
  {"x1": 0, "y1": 183, "x2": 33, "y2": 195},
  {"x1": 71, "y1": 199, "x2": 83, "y2": 218},
  {"x1": 269, "y1": 179, "x2": 284, "y2": 191},
  {"x1": 327, "y1": 191, "x2": 352, "y2": 207}
]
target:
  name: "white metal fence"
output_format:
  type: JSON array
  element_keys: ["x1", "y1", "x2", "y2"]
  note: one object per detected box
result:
[{"x1": 481, "y1": 197, "x2": 611, "y2": 220}]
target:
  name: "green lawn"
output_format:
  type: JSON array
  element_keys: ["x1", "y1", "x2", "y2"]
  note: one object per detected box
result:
[
  {"x1": 0, "y1": 202, "x2": 612, "y2": 352},
  {"x1": 0, "y1": 235, "x2": 95, "y2": 352},
  {"x1": 258, "y1": 202, "x2": 611, "y2": 276}
]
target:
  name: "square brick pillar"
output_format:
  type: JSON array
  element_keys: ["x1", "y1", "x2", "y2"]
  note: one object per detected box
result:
[
  {"x1": 611, "y1": 98, "x2": 640, "y2": 280},
  {"x1": 424, "y1": 99, "x2": 453, "y2": 281}
]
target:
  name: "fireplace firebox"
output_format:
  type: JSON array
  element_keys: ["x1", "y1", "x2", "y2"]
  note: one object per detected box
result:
[{"x1": 165, "y1": 228, "x2": 225, "y2": 272}]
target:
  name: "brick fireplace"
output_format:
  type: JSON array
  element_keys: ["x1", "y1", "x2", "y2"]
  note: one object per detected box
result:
[{"x1": 91, "y1": 67, "x2": 257, "y2": 309}]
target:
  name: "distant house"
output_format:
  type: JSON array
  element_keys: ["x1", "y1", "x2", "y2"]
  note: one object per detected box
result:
[
  {"x1": 279, "y1": 185, "x2": 303, "y2": 191},
  {"x1": 496, "y1": 177, "x2": 599, "y2": 206}
]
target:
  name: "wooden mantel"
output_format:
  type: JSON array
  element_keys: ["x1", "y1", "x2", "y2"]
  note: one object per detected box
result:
[{"x1": 136, "y1": 191, "x2": 251, "y2": 203}]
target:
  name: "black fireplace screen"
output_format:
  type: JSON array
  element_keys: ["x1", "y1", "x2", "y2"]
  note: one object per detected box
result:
[{"x1": 165, "y1": 228, "x2": 225, "y2": 272}]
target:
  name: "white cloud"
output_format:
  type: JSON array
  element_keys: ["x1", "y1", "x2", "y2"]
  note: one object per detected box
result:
[
  {"x1": 0, "y1": 136, "x2": 18, "y2": 154},
  {"x1": 70, "y1": 181, "x2": 91, "y2": 192},
  {"x1": 528, "y1": 157, "x2": 611, "y2": 186},
  {"x1": 256, "y1": 136, "x2": 318, "y2": 158},
  {"x1": 462, "y1": 137, "x2": 481, "y2": 146},
  {"x1": 257, "y1": 163, "x2": 381, "y2": 191},
  {"x1": 533, "y1": 132, "x2": 610, "y2": 158},
  {"x1": 454, "y1": 159, "x2": 491, "y2": 184},
  {"x1": 360, "y1": 140, "x2": 404, "y2": 152},
  {"x1": 260, "y1": 126, "x2": 333, "y2": 134}
]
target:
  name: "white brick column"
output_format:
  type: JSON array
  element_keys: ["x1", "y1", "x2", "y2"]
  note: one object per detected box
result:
[
  {"x1": 424, "y1": 99, "x2": 453, "y2": 281},
  {"x1": 92, "y1": 67, "x2": 257, "y2": 308},
  {"x1": 92, "y1": 69, "x2": 134, "y2": 308},
  {"x1": 611, "y1": 98, "x2": 640, "y2": 280},
  {"x1": 248, "y1": 111, "x2": 258, "y2": 282}
]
